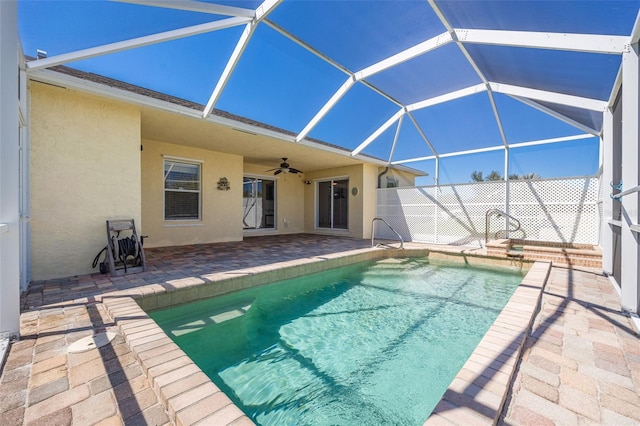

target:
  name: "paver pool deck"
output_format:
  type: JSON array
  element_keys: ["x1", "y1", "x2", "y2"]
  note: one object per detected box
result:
[{"x1": 0, "y1": 234, "x2": 638, "y2": 425}]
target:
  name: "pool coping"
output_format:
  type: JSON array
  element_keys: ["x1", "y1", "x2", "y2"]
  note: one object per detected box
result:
[{"x1": 99, "y1": 247, "x2": 547, "y2": 426}]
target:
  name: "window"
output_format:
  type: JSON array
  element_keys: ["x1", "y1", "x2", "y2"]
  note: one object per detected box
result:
[
  {"x1": 164, "y1": 159, "x2": 201, "y2": 220},
  {"x1": 317, "y1": 178, "x2": 348, "y2": 229},
  {"x1": 386, "y1": 177, "x2": 399, "y2": 188}
]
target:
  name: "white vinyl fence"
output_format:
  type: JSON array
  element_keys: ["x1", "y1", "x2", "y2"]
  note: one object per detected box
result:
[{"x1": 375, "y1": 176, "x2": 600, "y2": 246}]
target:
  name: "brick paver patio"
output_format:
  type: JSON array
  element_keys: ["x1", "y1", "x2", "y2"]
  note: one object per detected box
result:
[
  {"x1": 0, "y1": 234, "x2": 638, "y2": 425},
  {"x1": 501, "y1": 266, "x2": 640, "y2": 425}
]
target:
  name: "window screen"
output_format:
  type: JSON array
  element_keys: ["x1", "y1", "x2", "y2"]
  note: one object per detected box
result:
[{"x1": 164, "y1": 160, "x2": 201, "y2": 220}]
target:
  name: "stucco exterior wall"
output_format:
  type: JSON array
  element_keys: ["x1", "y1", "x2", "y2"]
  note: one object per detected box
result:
[
  {"x1": 242, "y1": 163, "x2": 305, "y2": 235},
  {"x1": 303, "y1": 164, "x2": 372, "y2": 239},
  {"x1": 141, "y1": 139, "x2": 243, "y2": 248},
  {"x1": 30, "y1": 82, "x2": 141, "y2": 280},
  {"x1": 362, "y1": 163, "x2": 379, "y2": 239},
  {"x1": 383, "y1": 168, "x2": 418, "y2": 187}
]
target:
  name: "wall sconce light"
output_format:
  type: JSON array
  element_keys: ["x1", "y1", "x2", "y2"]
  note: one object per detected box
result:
[
  {"x1": 304, "y1": 180, "x2": 312, "y2": 185},
  {"x1": 217, "y1": 177, "x2": 230, "y2": 190}
]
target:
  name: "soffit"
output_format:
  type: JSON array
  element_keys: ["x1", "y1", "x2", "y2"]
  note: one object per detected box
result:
[{"x1": 140, "y1": 107, "x2": 366, "y2": 173}]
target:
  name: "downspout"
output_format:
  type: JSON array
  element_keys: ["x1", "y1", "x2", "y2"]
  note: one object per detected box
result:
[{"x1": 378, "y1": 167, "x2": 390, "y2": 189}]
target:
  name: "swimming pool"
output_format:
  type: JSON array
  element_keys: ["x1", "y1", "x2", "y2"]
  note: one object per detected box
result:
[{"x1": 151, "y1": 258, "x2": 524, "y2": 425}]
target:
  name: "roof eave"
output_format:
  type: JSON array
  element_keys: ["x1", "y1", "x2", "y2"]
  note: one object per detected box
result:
[{"x1": 26, "y1": 63, "x2": 411, "y2": 171}]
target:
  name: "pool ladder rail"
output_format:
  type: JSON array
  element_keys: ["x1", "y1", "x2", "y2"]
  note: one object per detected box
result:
[
  {"x1": 485, "y1": 209, "x2": 523, "y2": 244},
  {"x1": 371, "y1": 217, "x2": 404, "y2": 249}
]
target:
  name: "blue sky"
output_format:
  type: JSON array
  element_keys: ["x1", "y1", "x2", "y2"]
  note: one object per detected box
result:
[{"x1": 18, "y1": 0, "x2": 637, "y2": 184}]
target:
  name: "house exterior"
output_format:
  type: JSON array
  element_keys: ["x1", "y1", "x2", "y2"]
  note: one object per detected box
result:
[
  {"x1": 2, "y1": 1, "x2": 639, "y2": 344},
  {"x1": 28, "y1": 66, "x2": 420, "y2": 281}
]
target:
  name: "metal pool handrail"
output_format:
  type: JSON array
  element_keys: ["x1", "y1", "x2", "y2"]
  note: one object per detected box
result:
[
  {"x1": 485, "y1": 209, "x2": 522, "y2": 243},
  {"x1": 371, "y1": 217, "x2": 404, "y2": 249}
]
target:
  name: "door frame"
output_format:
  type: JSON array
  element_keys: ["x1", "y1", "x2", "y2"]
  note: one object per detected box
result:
[
  {"x1": 242, "y1": 174, "x2": 277, "y2": 233},
  {"x1": 314, "y1": 176, "x2": 349, "y2": 231}
]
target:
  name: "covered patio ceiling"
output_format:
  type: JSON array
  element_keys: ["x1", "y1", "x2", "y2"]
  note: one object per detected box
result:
[
  {"x1": 139, "y1": 106, "x2": 368, "y2": 173},
  {"x1": 18, "y1": 0, "x2": 640, "y2": 182}
]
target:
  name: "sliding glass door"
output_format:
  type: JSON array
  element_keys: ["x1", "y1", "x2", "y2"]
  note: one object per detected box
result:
[
  {"x1": 317, "y1": 178, "x2": 348, "y2": 230},
  {"x1": 243, "y1": 177, "x2": 275, "y2": 230}
]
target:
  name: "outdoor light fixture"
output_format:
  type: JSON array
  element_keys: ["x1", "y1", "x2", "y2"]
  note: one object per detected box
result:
[{"x1": 217, "y1": 177, "x2": 230, "y2": 190}]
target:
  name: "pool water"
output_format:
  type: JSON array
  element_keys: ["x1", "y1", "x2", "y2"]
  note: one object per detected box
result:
[{"x1": 151, "y1": 258, "x2": 523, "y2": 425}]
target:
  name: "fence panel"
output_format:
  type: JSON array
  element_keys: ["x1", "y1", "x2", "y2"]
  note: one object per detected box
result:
[{"x1": 375, "y1": 176, "x2": 600, "y2": 245}]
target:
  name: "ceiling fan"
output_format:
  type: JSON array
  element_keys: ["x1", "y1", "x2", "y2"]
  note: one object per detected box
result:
[{"x1": 267, "y1": 158, "x2": 303, "y2": 175}]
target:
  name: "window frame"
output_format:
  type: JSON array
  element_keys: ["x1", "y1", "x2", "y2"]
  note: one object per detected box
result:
[{"x1": 163, "y1": 157, "x2": 202, "y2": 222}]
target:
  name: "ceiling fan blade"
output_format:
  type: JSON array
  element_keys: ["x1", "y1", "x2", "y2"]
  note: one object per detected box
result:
[{"x1": 267, "y1": 158, "x2": 299, "y2": 175}]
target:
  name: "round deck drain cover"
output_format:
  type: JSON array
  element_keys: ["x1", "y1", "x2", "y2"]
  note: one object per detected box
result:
[{"x1": 68, "y1": 332, "x2": 116, "y2": 353}]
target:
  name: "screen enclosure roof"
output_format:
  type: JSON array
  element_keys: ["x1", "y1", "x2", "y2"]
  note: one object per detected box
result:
[{"x1": 18, "y1": 0, "x2": 640, "y2": 180}]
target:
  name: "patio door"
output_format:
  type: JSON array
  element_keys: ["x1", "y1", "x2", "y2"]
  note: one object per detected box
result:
[
  {"x1": 243, "y1": 177, "x2": 275, "y2": 230},
  {"x1": 317, "y1": 178, "x2": 348, "y2": 229}
]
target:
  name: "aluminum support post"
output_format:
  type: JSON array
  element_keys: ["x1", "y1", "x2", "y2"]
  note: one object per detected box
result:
[
  {"x1": 621, "y1": 43, "x2": 640, "y2": 313},
  {"x1": 0, "y1": 0, "x2": 21, "y2": 342},
  {"x1": 601, "y1": 102, "x2": 623, "y2": 279},
  {"x1": 504, "y1": 148, "x2": 510, "y2": 237}
]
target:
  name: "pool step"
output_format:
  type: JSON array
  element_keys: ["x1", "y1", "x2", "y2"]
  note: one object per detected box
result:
[{"x1": 486, "y1": 239, "x2": 602, "y2": 268}]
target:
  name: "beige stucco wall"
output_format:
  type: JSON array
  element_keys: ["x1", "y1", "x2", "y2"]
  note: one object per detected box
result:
[
  {"x1": 303, "y1": 164, "x2": 373, "y2": 239},
  {"x1": 141, "y1": 139, "x2": 243, "y2": 248},
  {"x1": 362, "y1": 163, "x2": 379, "y2": 239},
  {"x1": 30, "y1": 82, "x2": 141, "y2": 280},
  {"x1": 242, "y1": 163, "x2": 305, "y2": 235}
]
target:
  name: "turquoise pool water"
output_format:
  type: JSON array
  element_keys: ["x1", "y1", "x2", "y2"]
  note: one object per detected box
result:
[{"x1": 150, "y1": 258, "x2": 524, "y2": 425}]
